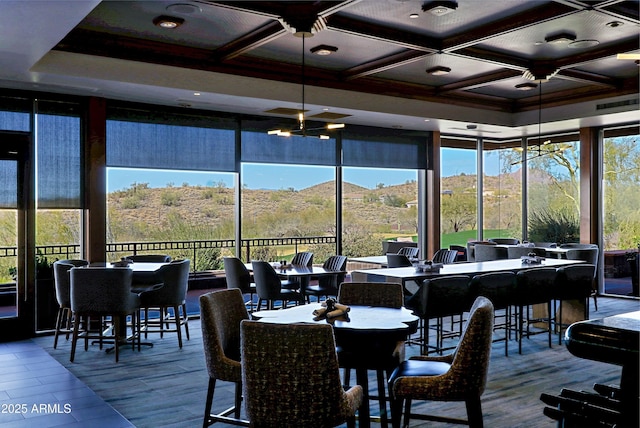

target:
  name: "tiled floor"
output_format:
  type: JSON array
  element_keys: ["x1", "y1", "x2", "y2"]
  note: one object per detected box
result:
[{"x1": 0, "y1": 340, "x2": 133, "y2": 428}]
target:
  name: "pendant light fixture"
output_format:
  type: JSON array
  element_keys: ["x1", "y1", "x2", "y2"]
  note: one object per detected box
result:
[
  {"x1": 512, "y1": 82, "x2": 568, "y2": 166},
  {"x1": 267, "y1": 31, "x2": 345, "y2": 138}
]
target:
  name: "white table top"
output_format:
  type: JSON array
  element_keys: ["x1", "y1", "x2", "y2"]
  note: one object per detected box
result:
[
  {"x1": 252, "y1": 304, "x2": 418, "y2": 332},
  {"x1": 353, "y1": 258, "x2": 583, "y2": 282},
  {"x1": 87, "y1": 262, "x2": 168, "y2": 272},
  {"x1": 246, "y1": 262, "x2": 344, "y2": 277}
]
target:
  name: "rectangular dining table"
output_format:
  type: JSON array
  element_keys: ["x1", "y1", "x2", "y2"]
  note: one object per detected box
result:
[
  {"x1": 352, "y1": 257, "x2": 583, "y2": 286},
  {"x1": 246, "y1": 262, "x2": 346, "y2": 302}
]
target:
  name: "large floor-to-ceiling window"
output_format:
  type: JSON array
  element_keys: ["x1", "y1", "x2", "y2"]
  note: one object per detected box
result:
[
  {"x1": 525, "y1": 136, "x2": 580, "y2": 245},
  {"x1": 0, "y1": 106, "x2": 29, "y2": 321},
  {"x1": 106, "y1": 110, "x2": 237, "y2": 270},
  {"x1": 35, "y1": 104, "x2": 83, "y2": 330},
  {"x1": 241, "y1": 162, "x2": 336, "y2": 261},
  {"x1": 342, "y1": 166, "x2": 417, "y2": 257},
  {"x1": 341, "y1": 126, "x2": 424, "y2": 258},
  {"x1": 441, "y1": 141, "x2": 478, "y2": 249},
  {"x1": 602, "y1": 129, "x2": 640, "y2": 296},
  {"x1": 482, "y1": 143, "x2": 522, "y2": 241}
]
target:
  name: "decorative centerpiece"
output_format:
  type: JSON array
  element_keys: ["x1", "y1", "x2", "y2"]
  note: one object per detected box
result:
[{"x1": 521, "y1": 253, "x2": 545, "y2": 264}]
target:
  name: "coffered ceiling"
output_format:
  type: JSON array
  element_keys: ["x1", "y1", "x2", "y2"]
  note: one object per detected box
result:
[{"x1": 1, "y1": 0, "x2": 638, "y2": 139}]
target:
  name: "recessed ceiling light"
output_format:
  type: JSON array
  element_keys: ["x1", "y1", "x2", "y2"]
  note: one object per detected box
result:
[
  {"x1": 310, "y1": 45, "x2": 338, "y2": 56},
  {"x1": 544, "y1": 32, "x2": 576, "y2": 45},
  {"x1": 515, "y1": 82, "x2": 538, "y2": 91},
  {"x1": 193, "y1": 92, "x2": 201, "y2": 96},
  {"x1": 568, "y1": 39, "x2": 600, "y2": 49},
  {"x1": 153, "y1": 15, "x2": 184, "y2": 29},
  {"x1": 606, "y1": 21, "x2": 624, "y2": 28},
  {"x1": 421, "y1": 1, "x2": 458, "y2": 16},
  {"x1": 467, "y1": 124, "x2": 477, "y2": 130},
  {"x1": 409, "y1": 13, "x2": 420, "y2": 18},
  {"x1": 166, "y1": 3, "x2": 201, "y2": 14},
  {"x1": 426, "y1": 66, "x2": 451, "y2": 76}
]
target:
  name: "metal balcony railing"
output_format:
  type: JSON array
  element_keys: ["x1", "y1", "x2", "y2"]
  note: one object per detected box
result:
[{"x1": 0, "y1": 235, "x2": 337, "y2": 274}]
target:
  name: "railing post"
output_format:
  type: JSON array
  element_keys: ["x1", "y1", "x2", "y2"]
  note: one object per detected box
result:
[{"x1": 192, "y1": 246, "x2": 197, "y2": 274}]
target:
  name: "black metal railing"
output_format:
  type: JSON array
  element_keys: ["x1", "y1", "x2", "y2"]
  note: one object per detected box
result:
[{"x1": 0, "y1": 235, "x2": 337, "y2": 274}]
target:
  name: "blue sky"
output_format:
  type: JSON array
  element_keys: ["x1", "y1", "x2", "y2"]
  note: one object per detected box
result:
[{"x1": 106, "y1": 148, "x2": 492, "y2": 192}]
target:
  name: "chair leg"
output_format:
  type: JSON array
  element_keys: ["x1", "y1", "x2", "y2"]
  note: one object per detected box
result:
[
  {"x1": 518, "y1": 304, "x2": 524, "y2": 354},
  {"x1": 182, "y1": 303, "x2": 190, "y2": 340},
  {"x1": 465, "y1": 396, "x2": 484, "y2": 428},
  {"x1": 547, "y1": 301, "x2": 552, "y2": 349},
  {"x1": 203, "y1": 377, "x2": 215, "y2": 428},
  {"x1": 389, "y1": 395, "x2": 403, "y2": 428},
  {"x1": 173, "y1": 305, "x2": 183, "y2": 348},
  {"x1": 234, "y1": 381, "x2": 242, "y2": 419},
  {"x1": 53, "y1": 308, "x2": 64, "y2": 349},
  {"x1": 70, "y1": 314, "x2": 80, "y2": 362},
  {"x1": 402, "y1": 398, "x2": 412, "y2": 428},
  {"x1": 355, "y1": 368, "x2": 370, "y2": 427},
  {"x1": 376, "y1": 369, "x2": 388, "y2": 428},
  {"x1": 113, "y1": 316, "x2": 121, "y2": 363},
  {"x1": 343, "y1": 368, "x2": 351, "y2": 387}
]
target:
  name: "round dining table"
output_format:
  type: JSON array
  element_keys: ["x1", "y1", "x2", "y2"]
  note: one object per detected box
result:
[{"x1": 251, "y1": 303, "x2": 418, "y2": 428}]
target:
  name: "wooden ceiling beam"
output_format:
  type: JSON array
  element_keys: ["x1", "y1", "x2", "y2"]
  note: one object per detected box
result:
[
  {"x1": 342, "y1": 50, "x2": 430, "y2": 80},
  {"x1": 215, "y1": 21, "x2": 287, "y2": 61},
  {"x1": 438, "y1": 70, "x2": 523, "y2": 92}
]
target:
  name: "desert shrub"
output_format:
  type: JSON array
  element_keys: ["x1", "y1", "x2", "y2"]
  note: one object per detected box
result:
[{"x1": 528, "y1": 208, "x2": 579, "y2": 244}]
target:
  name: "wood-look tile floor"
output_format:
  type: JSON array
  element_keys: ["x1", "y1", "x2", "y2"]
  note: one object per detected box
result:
[{"x1": 1, "y1": 295, "x2": 638, "y2": 428}]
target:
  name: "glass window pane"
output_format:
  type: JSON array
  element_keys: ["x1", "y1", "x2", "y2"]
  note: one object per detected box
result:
[
  {"x1": 106, "y1": 168, "x2": 236, "y2": 270},
  {"x1": 602, "y1": 133, "x2": 639, "y2": 296},
  {"x1": 241, "y1": 163, "x2": 336, "y2": 261},
  {"x1": 342, "y1": 167, "x2": 417, "y2": 258},
  {"x1": 483, "y1": 145, "x2": 522, "y2": 242},
  {"x1": 441, "y1": 146, "x2": 477, "y2": 249},
  {"x1": 526, "y1": 140, "x2": 580, "y2": 245}
]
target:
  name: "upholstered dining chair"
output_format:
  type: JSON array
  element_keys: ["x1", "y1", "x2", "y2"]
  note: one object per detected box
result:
[
  {"x1": 431, "y1": 249, "x2": 458, "y2": 264},
  {"x1": 554, "y1": 264, "x2": 597, "y2": 344},
  {"x1": 305, "y1": 255, "x2": 347, "y2": 302},
  {"x1": 138, "y1": 259, "x2": 191, "y2": 348},
  {"x1": 69, "y1": 266, "x2": 140, "y2": 362},
  {"x1": 199, "y1": 289, "x2": 249, "y2": 427},
  {"x1": 515, "y1": 268, "x2": 557, "y2": 354},
  {"x1": 565, "y1": 247, "x2": 600, "y2": 312},
  {"x1": 337, "y1": 281, "x2": 405, "y2": 428},
  {"x1": 279, "y1": 251, "x2": 314, "y2": 290},
  {"x1": 488, "y1": 237, "x2": 520, "y2": 245},
  {"x1": 251, "y1": 260, "x2": 303, "y2": 310},
  {"x1": 465, "y1": 241, "x2": 495, "y2": 262},
  {"x1": 241, "y1": 320, "x2": 362, "y2": 428},
  {"x1": 473, "y1": 244, "x2": 508, "y2": 262},
  {"x1": 290, "y1": 251, "x2": 313, "y2": 266},
  {"x1": 405, "y1": 275, "x2": 471, "y2": 355},
  {"x1": 52, "y1": 259, "x2": 88, "y2": 349},
  {"x1": 469, "y1": 271, "x2": 517, "y2": 356},
  {"x1": 223, "y1": 256, "x2": 257, "y2": 311},
  {"x1": 397, "y1": 246, "x2": 419, "y2": 259},
  {"x1": 388, "y1": 296, "x2": 494, "y2": 428},
  {"x1": 125, "y1": 254, "x2": 172, "y2": 263},
  {"x1": 386, "y1": 254, "x2": 413, "y2": 267},
  {"x1": 506, "y1": 246, "x2": 546, "y2": 259}
]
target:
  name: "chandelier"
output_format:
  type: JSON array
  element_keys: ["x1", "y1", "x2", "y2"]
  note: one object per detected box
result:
[{"x1": 267, "y1": 31, "x2": 345, "y2": 138}]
